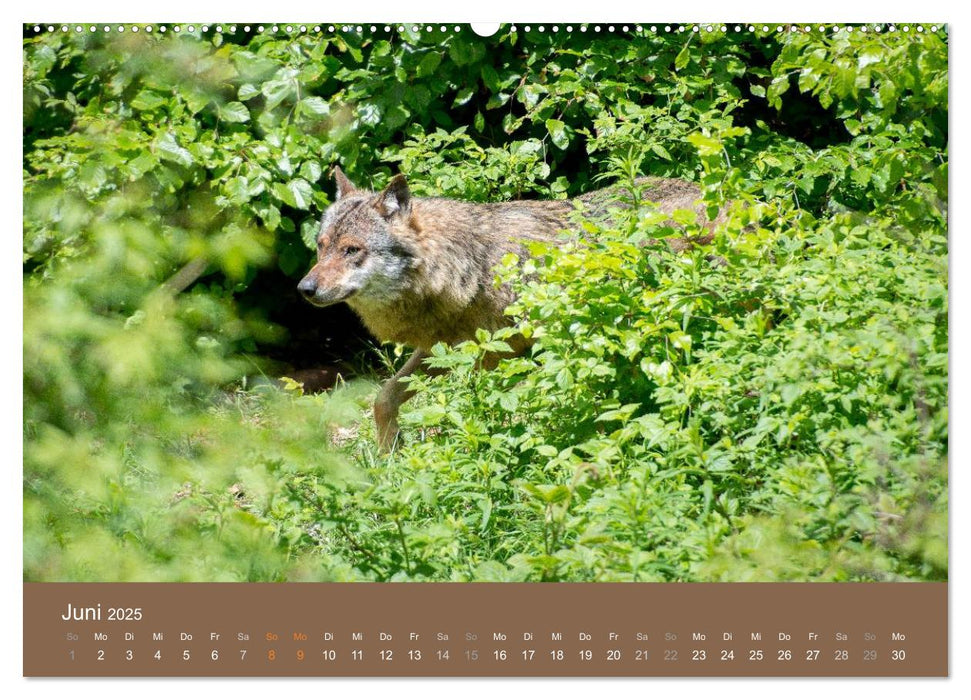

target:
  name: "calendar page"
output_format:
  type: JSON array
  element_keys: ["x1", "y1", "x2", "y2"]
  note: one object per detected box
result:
[{"x1": 21, "y1": 19, "x2": 948, "y2": 680}]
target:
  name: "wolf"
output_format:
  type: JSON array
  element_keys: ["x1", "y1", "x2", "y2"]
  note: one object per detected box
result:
[{"x1": 298, "y1": 167, "x2": 720, "y2": 451}]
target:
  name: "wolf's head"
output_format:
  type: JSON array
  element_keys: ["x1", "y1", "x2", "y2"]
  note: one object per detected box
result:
[{"x1": 298, "y1": 168, "x2": 419, "y2": 309}]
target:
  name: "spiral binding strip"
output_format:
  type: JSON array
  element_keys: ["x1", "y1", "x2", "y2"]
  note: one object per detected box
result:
[{"x1": 25, "y1": 24, "x2": 944, "y2": 36}]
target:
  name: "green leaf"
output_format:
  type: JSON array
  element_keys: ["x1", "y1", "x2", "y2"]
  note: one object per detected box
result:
[
  {"x1": 671, "y1": 208, "x2": 698, "y2": 226},
  {"x1": 301, "y1": 220, "x2": 319, "y2": 249},
  {"x1": 858, "y1": 47, "x2": 883, "y2": 70},
  {"x1": 299, "y1": 160, "x2": 322, "y2": 183},
  {"x1": 262, "y1": 77, "x2": 296, "y2": 111},
  {"x1": 797, "y1": 68, "x2": 819, "y2": 94},
  {"x1": 274, "y1": 179, "x2": 314, "y2": 210},
  {"x1": 502, "y1": 112, "x2": 523, "y2": 134},
  {"x1": 650, "y1": 143, "x2": 672, "y2": 160},
  {"x1": 125, "y1": 152, "x2": 158, "y2": 178},
  {"x1": 479, "y1": 499, "x2": 493, "y2": 532},
  {"x1": 257, "y1": 203, "x2": 281, "y2": 231},
  {"x1": 834, "y1": 65, "x2": 857, "y2": 99},
  {"x1": 155, "y1": 132, "x2": 194, "y2": 168},
  {"x1": 233, "y1": 51, "x2": 280, "y2": 81},
  {"x1": 453, "y1": 86, "x2": 476, "y2": 107},
  {"x1": 546, "y1": 119, "x2": 570, "y2": 150},
  {"x1": 223, "y1": 177, "x2": 252, "y2": 205},
  {"x1": 416, "y1": 51, "x2": 442, "y2": 77},
  {"x1": 767, "y1": 75, "x2": 790, "y2": 109},
  {"x1": 78, "y1": 161, "x2": 107, "y2": 194},
  {"x1": 406, "y1": 404, "x2": 447, "y2": 426},
  {"x1": 130, "y1": 90, "x2": 166, "y2": 111},
  {"x1": 481, "y1": 64, "x2": 500, "y2": 91},
  {"x1": 238, "y1": 84, "x2": 260, "y2": 101},
  {"x1": 299, "y1": 97, "x2": 330, "y2": 117},
  {"x1": 668, "y1": 331, "x2": 692, "y2": 351},
  {"x1": 675, "y1": 44, "x2": 691, "y2": 70},
  {"x1": 218, "y1": 102, "x2": 250, "y2": 123},
  {"x1": 521, "y1": 483, "x2": 571, "y2": 505},
  {"x1": 687, "y1": 132, "x2": 722, "y2": 156},
  {"x1": 596, "y1": 403, "x2": 640, "y2": 423},
  {"x1": 519, "y1": 84, "x2": 544, "y2": 109},
  {"x1": 358, "y1": 102, "x2": 381, "y2": 126},
  {"x1": 405, "y1": 85, "x2": 431, "y2": 113},
  {"x1": 498, "y1": 392, "x2": 519, "y2": 412},
  {"x1": 448, "y1": 39, "x2": 484, "y2": 67},
  {"x1": 183, "y1": 89, "x2": 210, "y2": 114},
  {"x1": 844, "y1": 118, "x2": 862, "y2": 136}
]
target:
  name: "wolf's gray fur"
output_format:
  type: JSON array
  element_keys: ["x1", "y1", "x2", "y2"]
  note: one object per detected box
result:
[{"x1": 298, "y1": 168, "x2": 719, "y2": 450}]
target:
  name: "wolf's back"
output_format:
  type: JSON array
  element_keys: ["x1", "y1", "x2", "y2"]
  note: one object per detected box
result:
[{"x1": 348, "y1": 196, "x2": 573, "y2": 348}]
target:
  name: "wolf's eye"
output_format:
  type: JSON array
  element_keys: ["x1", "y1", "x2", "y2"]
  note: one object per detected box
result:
[{"x1": 343, "y1": 246, "x2": 361, "y2": 257}]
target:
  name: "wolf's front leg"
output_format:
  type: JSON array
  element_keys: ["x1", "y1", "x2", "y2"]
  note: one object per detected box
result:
[{"x1": 374, "y1": 349, "x2": 429, "y2": 452}]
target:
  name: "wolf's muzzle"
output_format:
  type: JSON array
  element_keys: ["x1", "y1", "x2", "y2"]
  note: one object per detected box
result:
[{"x1": 297, "y1": 276, "x2": 353, "y2": 307}]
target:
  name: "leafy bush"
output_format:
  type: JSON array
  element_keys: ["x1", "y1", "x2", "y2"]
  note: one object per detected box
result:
[{"x1": 23, "y1": 24, "x2": 947, "y2": 581}]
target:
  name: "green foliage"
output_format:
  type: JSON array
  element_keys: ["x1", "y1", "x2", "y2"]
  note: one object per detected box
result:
[
  {"x1": 311, "y1": 202, "x2": 946, "y2": 582},
  {"x1": 24, "y1": 25, "x2": 947, "y2": 582}
]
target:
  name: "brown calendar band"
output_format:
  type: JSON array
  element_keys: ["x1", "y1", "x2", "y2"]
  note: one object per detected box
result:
[{"x1": 24, "y1": 582, "x2": 947, "y2": 677}]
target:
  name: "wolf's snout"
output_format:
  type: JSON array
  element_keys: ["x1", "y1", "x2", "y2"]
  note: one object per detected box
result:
[{"x1": 297, "y1": 276, "x2": 317, "y2": 300}]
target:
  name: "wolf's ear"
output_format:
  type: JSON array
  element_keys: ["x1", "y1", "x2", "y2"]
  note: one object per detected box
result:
[
  {"x1": 333, "y1": 166, "x2": 358, "y2": 200},
  {"x1": 377, "y1": 174, "x2": 411, "y2": 219}
]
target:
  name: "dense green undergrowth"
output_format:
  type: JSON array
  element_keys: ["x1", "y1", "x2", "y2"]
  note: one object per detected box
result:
[{"x1": 23, "y1": 24, "x2": 947, "y2": 581}]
